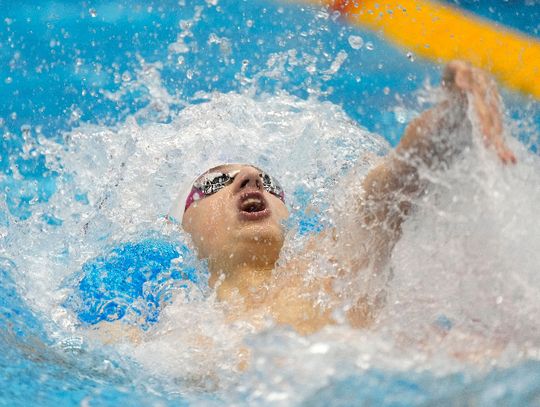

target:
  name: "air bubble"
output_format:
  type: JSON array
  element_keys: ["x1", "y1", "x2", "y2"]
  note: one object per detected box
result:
[
  {"x1": 365, "y1": 42, "x2": 374, "y2": 51},
  {"x1": 348, "y1": 35, "x2": 364, "y2": 50},
  {"x1": 89, "y1": 8, "x2": 97, "y2": 18},
  {"x1": 406, "y1": 51, "x2": 415, "y2": 61}
]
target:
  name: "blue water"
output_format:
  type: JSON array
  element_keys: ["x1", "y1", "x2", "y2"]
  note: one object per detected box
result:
[
  {"x1": 66, "y1": 238, "x2": 204, "y2": 328},
  {"x1": 1, "y1": 0, "x2": 540, "y2": 405}
]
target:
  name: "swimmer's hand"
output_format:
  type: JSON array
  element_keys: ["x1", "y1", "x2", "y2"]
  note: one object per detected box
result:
[
  {"x1": 442, "y1": 60, "x2": 517, "y2": 165},
  {"x1": 350, "y1": 61, "x2": 517, "y2": 271}
]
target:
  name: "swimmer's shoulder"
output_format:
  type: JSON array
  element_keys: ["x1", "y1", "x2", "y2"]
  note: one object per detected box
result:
[{"x1": 85, "y1": 320, "x2": 144, "y2": 345}]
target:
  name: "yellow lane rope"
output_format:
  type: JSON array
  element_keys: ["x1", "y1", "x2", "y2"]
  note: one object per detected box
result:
[{"x1": 300, "y1": 0, "x2": 540, "y2": 99}]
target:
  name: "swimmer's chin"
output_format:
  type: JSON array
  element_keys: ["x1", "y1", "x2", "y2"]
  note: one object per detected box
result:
[{"x1": 232, "y1": 221, "x2": 284, "y2": 245}]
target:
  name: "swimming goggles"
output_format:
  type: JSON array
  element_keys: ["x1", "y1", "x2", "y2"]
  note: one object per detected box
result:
[{"x1": 184, "y1": 166, "x2": 285, "y2": 212}]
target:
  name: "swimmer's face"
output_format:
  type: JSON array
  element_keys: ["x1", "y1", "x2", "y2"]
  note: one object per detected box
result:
[{"x1": 181, "y1": 164, "x2": 289, "y2": 268}]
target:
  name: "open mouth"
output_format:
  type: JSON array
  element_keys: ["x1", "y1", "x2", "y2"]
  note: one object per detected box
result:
[{"x1": 237, "y1": 191, "x2": 270, "y2": 220}]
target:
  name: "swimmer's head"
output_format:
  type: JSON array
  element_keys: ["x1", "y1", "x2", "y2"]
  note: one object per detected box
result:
[{"x1": 179, "y1": 164, "x2": 289, "y2": 270}]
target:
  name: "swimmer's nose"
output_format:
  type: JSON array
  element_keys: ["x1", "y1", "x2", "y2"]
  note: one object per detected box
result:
[{"x1": 233, "y1": 166, "x2": 263, "y2": 193}]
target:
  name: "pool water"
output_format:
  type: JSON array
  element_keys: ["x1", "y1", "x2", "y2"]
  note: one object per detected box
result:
[{"x1": 2, "y1": 0, "x2": 540, "y2": 405}]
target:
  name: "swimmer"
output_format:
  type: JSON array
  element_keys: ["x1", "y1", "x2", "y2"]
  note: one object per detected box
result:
[{"x1": 176, "y1": 61, "x2": 516, "y2": 335}]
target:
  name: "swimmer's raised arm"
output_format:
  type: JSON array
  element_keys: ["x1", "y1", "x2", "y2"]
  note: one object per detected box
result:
[{"x1": 355, "y1": 61, "x2": 516, "y2": 266}]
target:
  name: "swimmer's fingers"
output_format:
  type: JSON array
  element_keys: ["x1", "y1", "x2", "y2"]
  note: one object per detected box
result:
[
  {"x1": 470, "y1": 69, "x2": 517, "y2": 164},
  {"x1": 443, "y1": 61, "x2": 517, "y2": 165},
  {"x1": 495, "y1": 145, "x2": 517, "y2": 165},
  {"x1": 442, "y1": 60, "x2": 473, "y2": 91}
]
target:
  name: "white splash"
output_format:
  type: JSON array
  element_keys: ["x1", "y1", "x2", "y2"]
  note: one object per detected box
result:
[{"x1": 3, "y1": 71, "x2": 540, "y2": 403}]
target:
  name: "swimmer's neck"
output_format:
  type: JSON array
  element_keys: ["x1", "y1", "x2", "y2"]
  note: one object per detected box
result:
[{"x1": 208, "y1": 260, "x2": 276, "y2": 304}]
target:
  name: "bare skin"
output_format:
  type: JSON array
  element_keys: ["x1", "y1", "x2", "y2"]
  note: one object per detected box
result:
[
  {"x1": 91, "y1": 61, "x2": 516, "y2": 343},
  {"x1": 180, "y1": 61, "x2": 516, "y2": 335}
]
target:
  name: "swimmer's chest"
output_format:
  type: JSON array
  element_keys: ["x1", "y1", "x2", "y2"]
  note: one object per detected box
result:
[{"x1": 237, "y1": 274, "x2": 336, "y2": 335}]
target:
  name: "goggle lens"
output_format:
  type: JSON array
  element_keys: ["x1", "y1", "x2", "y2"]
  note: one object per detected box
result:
[{"x1": 185, "y1": 167, "x2": 284, "y2": 212}]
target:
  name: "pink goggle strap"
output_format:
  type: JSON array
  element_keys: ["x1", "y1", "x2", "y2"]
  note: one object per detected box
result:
[{"x1": 184, "y1": 187, "x2": 203, "y2": 212}]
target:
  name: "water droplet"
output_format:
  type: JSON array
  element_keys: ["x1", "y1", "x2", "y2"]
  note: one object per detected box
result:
[
  {"x1": 406, "y1": 51, "x2": 415, "y2": 62},
  {"x1": 70, "y1": 108, "x2": 82, "y2": 122},
  {"x1": 365, "y1": 42, "x2": 374, "y2": 51},
  {"x1": 4, "y1": 77, "x2": 12, "y2": 84},
  {"x1": 316, "y1": 9, "x2": 329, "y2": 20},
  {"x1": 348, "y1": 35, "x2": 364, "y2": 50},
  {"x1": 309, "y1": 343, "x2": 329, "y2": 354},
  {"x1": 246, "y1": 19, "x2": 253, "y2": 28},
  {"x1": 89, "y1": 8, "x2": 97, "y2": 18},
  {"x1": 383, "y1": 87, "x2": 390, "y2": 95},
  {"x1": 208, "y1": 33, "x2": 220, "y2": 44},
  {"x1": 394, "y1": 107, "x2": 407, "y2": 123},
  {"x1": 21, "y1": 124, "x2": 31, "y2": 137}
]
